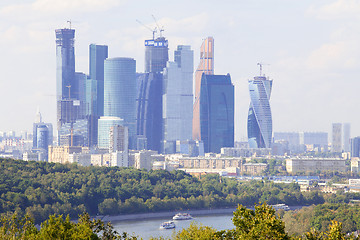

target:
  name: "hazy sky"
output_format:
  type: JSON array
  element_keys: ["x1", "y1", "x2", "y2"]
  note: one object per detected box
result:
[{"x1": 0, "y1": 0, "x2": 360, "y2": 140}]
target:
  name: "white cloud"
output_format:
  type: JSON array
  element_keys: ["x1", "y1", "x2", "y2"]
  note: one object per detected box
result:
[
  {"x1": 0, "y1": 0, "x2": 125, "y2": 17},
  {"x1": 307, "y1": 41, "x2": 347, "y2": 69},
  {"x1": 308, "y1": 0, "x2": 360, "y2": 20}
]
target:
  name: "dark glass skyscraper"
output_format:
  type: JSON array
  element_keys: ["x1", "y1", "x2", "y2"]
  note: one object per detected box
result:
[
  {"x1": 247, "y1": 75, "x2": 273, "y2": 148},
  {"x1": 89, "y1": 44, "x2": 108, "y2": 116},
  {"x1": 199, "y1": 74, "x2": 234, "y2": 153},
  {"x1": 87, "y1": 44, "x2": 108, "y2": 147},
  {"x1": 136, "y1": 72, "x2": 163, "y2": 152},
  {"x1": 136, "y1": 35, "x2": 169, "y2": 152}
]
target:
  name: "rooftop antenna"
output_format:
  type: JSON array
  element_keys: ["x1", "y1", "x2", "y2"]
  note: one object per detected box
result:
[
  {"x1": 257, "y1": 62, "x2": 270, "y2": 76},
  {"x1": 67, "y1": 20, "x2": 72, "y2": 29},
  {"x1": 151, "y1": 15, "x2": 164, "y2": 37},
  {"x1": 136, "y1": 19, "x2": 157, "y2": 40}
]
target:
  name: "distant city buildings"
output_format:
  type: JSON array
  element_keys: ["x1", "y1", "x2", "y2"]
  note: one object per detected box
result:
[
  {"x1": 351, "y1": 137, "x2": 360, "y2": 158},
  {"x1": 97, "y1": 116, "x2": 124, "y2": 149},
  {"x1": 332, "y1": 123, "x2": 351, "y2": 153},
  {"x1": 273, "y1": 132, "x2": 328, "y2": 154},
  {"x1": 32, "y1": 109, "x2": 53, "y2": 161},
  {"x1": 286, "y1": 157, "x2": 346, "y2": 173},
  {"x1": 247, "y1": 68, "x2": 273, "y2": 149}
]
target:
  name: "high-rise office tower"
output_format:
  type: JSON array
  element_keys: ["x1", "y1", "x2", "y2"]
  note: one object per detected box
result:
[
  {"x1": 55, "y1": 28, "x2": 75, "y2": 100},
  {"x1": 87, "y1": 44, "x2": 108, "y2": 147},
  {"x1": 247, "y1": 69, "x2": 273, "y2": 148},
  {"x1": 332, "y1": 123, "x2": 342, "y2": 152},
  {"x1": 351, "y1": 137, "x2": 360, "y2": 158},
  {"x1": 331, "y1": 122, "x2": 351, "y2": 153},
  {"x1": 343, "y1": 123, "x2": 351, "y2": 152},
  {"x1": 193, "y1": 37, "x2": 214, "y2": 141},
  {"x1": 199, "y1": 74, "x2": 234, "y2": 153},
  {"x1": 136, "y1": 35, "x2": 169, "y2": 152},
  {"x1": 162, "y1": 45, "x2": 194, "y2": 153},
  {"x1": 85, "y1": 77, "x2": 98, "y2": 147},
  {"x1": 136, "y1": 72, "x2": 163, "y2": 151},
  {"x1": 104, "y1": 57, "x2": 136, "y2": 147},
  {"x1": 89, "y1": 44, "x2": 108, "y2": 116}
]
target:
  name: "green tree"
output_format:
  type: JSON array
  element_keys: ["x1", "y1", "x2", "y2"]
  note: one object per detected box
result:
[
  {"x1": 172, "y1": 222, "x2": 218, "y2": 240},
  {"x1": 230, "y1": 203, "x2": 291, "y2": 240}
]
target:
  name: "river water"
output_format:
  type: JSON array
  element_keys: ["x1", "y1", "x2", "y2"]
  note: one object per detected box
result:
[{"x1": 112, "y1": 213, "x2": 234, "y2": 239}]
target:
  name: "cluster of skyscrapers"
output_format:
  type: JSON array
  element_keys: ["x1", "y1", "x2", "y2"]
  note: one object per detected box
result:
[
  {"x1": 6, "y1": 24, "x2": 360, "y2": 164},
  {"x1": 50, "y1": 25, "x2": 243, "y2": 157}
]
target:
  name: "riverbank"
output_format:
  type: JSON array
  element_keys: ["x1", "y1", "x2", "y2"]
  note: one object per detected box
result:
[
  {"x1": 95, "y1": 205, "x2": 304, "y2": 223},
  {"x1": 97, "y1": 207, "x2": 237, "y2": 223}
]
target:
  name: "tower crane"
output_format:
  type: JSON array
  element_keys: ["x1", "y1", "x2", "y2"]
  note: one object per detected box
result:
[
  {"x1": 152, "y1": 15, "x2": 164, "y2": 37},
  {"x1": 136, "y1": 19, "x2": 157, "y2": 40}
]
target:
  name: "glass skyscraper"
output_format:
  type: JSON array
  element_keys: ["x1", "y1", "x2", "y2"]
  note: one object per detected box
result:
[
  {"x1": 193, "y1": 37, "x2": 214, "y2": 141},
  {"x1": 199, "y1": 74, "x2": 234, "y2": 153},
  {"x1": 55, "y1": 28, "x2": 75, "y2": 100},
  {"x1": 247, "y1": 76, "x2": 273, "y2": 148},
  {"x1": 162, "y1": 45, "x2": 194, "y2": 153},
  {"x1": 89, "y1": 44, "x2": 108, "y2": 117},
  {"x1": 136, "y1": 72, "x2": 163, "y2": 152},
  {"x1": 136, "y1": 35, "x2": 169, "y2": 152},
  {"x1": 104, "y1": 57, "x2": 136, "y2": 147},
  {"x1": 87, "y1": 44, "x2": 108, "y2": 147}
]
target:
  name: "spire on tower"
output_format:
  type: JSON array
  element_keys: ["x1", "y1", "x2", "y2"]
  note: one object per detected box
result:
[{"x1": 35, "y1": 107, "x2": 42, "y2": 123}]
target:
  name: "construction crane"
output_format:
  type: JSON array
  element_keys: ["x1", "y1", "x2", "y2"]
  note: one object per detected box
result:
[
  {"x1": 257, "y1": 62, "x2": 270, "y2": 76},
  {"x1": 152, "y1": 14, "x2": 164, "y2": 37},
  {"x1": 136, "y1": 19, "x2": 157, "y2": 40}
]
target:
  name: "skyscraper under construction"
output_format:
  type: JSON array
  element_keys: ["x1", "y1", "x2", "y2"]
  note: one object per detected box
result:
[
  {"x1": 55, "y1": 26, "x2": 87, "y2": 146},
  {"x1": 136, "y1": 35, "x2": 169, "y2": 152}
]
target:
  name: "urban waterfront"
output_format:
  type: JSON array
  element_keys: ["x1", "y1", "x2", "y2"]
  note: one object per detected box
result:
[{"x1": 112, "y1": 213, "x2": 234, "y2": 239}]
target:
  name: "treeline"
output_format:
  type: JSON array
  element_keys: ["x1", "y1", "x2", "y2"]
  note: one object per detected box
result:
[
  {"x1": 283, "y1": 203, "x2": 360, "y2": 236},
  {"x1": 0, "y1": 158, "x2": 330, "y2": 223}
]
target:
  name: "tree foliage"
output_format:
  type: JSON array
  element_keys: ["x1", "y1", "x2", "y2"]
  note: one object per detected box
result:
[{"x1": 0, "y1": 158, "x2": 325, "y2": 224}]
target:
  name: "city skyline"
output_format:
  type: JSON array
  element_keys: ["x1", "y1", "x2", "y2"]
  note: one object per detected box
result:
[{"x1": 1, "y1": 0, "x2": 360, "y2": 140}]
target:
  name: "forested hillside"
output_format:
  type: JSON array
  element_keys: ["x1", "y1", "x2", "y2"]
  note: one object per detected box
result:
[{"x1": 0, "y1": 158, "x2": 326, "y2": 223}]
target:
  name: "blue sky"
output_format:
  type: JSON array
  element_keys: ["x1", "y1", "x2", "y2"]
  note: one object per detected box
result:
[{"x1": 1, "y1": 0, "x2": 360, "y2": 140}]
